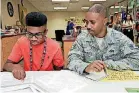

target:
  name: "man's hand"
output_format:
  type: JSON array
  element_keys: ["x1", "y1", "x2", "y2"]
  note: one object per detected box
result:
[
  {"x1": 85, "y1": 60, "x2": 106, "y2": 73},
  {"x1": 12, "y1": 64, "x2": 26, "y2": 80}
]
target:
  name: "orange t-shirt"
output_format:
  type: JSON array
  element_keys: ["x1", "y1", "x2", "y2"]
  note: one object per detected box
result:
[{"x1": 8, "y1": 36, "x2": 64, "y2": 71}]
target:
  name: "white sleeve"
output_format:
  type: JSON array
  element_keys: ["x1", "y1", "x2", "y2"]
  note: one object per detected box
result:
[{"x1": 122, "y1": 21, "x2": 126, "y2": 25}]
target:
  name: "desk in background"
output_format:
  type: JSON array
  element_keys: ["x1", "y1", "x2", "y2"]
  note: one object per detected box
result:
[
  {"x1": 1, "y1": 34, "x2": 23, "y2": 71},
  {"x1": 62, "y1": 35, "x2": 76, "y2": 67}
]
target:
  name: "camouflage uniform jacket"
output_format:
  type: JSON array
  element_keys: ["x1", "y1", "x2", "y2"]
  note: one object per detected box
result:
[{"x1": 67, "y1": 28, "x2": 139, "y2": 74}]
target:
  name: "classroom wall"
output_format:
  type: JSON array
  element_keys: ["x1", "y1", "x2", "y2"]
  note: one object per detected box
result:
[
  {"x1": 42, "y1": 11, "x2": 86, "y2": 38},
  {"x1": 1, "y1": 0, "x2": 39, "y2": 29},
  {"x1": 1, "y1": 0, "x2": 86, "y2": 38}
]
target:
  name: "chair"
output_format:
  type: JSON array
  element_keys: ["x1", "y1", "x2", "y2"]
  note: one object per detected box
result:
[
  {"x1": 55, "y1": 30, "x2": 65, "y2": 48},
  {"x1": 55, "y1": 30, "x2": 65, "y2": 41}
]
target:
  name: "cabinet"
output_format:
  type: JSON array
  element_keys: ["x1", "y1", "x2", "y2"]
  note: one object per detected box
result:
[{"x1": 1, "y1": 35, "x2": 22, "y2": 71}]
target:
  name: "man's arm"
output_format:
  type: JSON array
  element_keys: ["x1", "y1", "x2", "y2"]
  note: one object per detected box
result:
[
  {"x1": 104, "y1": 37, "x2": 139, "y2": 71},
  {"x1": 52, "y1": 46, "x2": 64, "y2": 70},
  {"x1": 67, "y1": 39, "x2": 89, "y2": 74},
  {"x1": 3, "y1": 59, "x2": 25, "y2": 80}
]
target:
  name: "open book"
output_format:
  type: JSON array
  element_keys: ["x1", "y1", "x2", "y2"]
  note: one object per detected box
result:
[
  {"x1": 1, "y1": 72, "x2": 46, "y2": 93},
  {"x1": 1, "y1": 71, "x2": 88, "y2": 93}
]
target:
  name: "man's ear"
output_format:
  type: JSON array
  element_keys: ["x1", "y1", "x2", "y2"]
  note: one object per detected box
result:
[{"x1": 104, "y1": 18, "x2": 108, "y2": 25}]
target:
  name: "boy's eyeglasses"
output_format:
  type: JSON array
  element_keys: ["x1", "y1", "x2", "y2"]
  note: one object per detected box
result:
[{"x1": 26, "y1": 31, "x2": 45, "y2": 39}]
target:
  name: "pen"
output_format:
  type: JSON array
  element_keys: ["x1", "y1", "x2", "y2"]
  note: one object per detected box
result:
[
  {"x1": 104, "y1": 67, "x2": 108, "y2": 76},
  {"x1": 101, "y1": 55, "x2": 108, "y2": 76}
]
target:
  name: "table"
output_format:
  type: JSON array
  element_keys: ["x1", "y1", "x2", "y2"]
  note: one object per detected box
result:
[{"x1": 1, "y1": 70, "x2": 139, "y2": 93}]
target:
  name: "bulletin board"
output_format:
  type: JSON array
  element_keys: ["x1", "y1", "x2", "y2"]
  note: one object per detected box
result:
[{"x1": 65, "y1": 18, "x2": 84, "y2": 26}]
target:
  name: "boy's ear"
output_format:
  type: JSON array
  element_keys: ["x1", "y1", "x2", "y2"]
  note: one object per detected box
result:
[{"x1": 44, "y1": 29, "x2": 48, "y2": 35}]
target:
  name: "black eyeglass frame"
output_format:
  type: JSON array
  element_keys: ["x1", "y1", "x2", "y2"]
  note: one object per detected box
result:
[{"x1": 25, "y1": 31, "x2": 45, "y2": 39}]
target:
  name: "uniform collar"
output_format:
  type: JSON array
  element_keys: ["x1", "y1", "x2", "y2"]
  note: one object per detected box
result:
[{"x1": 85, "y1": 27, "x2": 115, "y2": 44}]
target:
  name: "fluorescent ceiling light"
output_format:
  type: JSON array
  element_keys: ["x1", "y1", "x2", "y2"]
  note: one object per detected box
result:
[
  {"x1": 89, "y1": 0, "x2": 106, "y2": 1},
  {"x1": 81, "y1": 7, "x2": 89, "y2": 10},
  {"x1": 54, "y1": 7, "x2": 67, "y2": 10},
  {"x1": 52, "y1": 0, "x2": 70, "y2": 1},
  {"x1": 110, "y1": 6, "x2": 126, "y2": 8}
]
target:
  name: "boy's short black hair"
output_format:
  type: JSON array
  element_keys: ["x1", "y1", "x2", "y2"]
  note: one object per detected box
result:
[{"x1": 25, "y1": 12, "x2": 47, "y2": 27}]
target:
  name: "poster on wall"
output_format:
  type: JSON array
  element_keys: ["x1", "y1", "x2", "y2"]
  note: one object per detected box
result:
[
  {"x1": 18, "y1": 4, "x2": 27, "y2": 27},
  {"x1": 65, "y1": 17, "x2": 84, "y2": 26}
]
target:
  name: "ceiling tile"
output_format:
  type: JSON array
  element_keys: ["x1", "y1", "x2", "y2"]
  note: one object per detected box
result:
[{"x1": 28, "y1": 0, "x2": 125, "y2": 11}]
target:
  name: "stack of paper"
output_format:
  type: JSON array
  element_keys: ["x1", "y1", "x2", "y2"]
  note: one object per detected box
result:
[{"x1": 35, "y1": 70, "x2": 88, "y2": 93}]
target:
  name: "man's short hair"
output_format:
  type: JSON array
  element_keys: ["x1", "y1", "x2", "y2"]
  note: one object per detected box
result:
[
  {"x1": 88, "y1": 4, "x2": 106, "y2": 17},
  {"x1": 25, "y1": 12, "x2": 47, "y2": 27}
]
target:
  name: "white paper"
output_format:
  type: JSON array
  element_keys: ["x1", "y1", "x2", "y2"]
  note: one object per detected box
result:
[
  {"x1": 1, "y1": 83, "x2": 46, "y2": 93},
  {"x1": 1, "y1": 72, "x2": 46, "y2": 93},
  {"x1": 2, "y1": 84, "x2": 30, "y2": 92},
  {"x1": 1, "y1": 71, "x2": 89, "y2": 93},
  {"x1": 35, "y1": 70, "x2": 88, "y2": 93},
  {"x1": 1, "y1": 72, "x2": 33, "y2": 87},
  {"x1": 85, "y1": 70, "x2": 108, "y2": 81}
]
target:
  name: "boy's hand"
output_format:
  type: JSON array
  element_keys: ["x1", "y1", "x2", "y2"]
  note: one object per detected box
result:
[{"x1": 12, "y1": 64, "x2": 26, "y2": 80}]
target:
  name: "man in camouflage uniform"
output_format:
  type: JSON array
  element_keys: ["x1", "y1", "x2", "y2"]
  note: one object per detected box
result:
[{"x1": 67, "y1": 4, "x2": 139, "y2": 74}]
